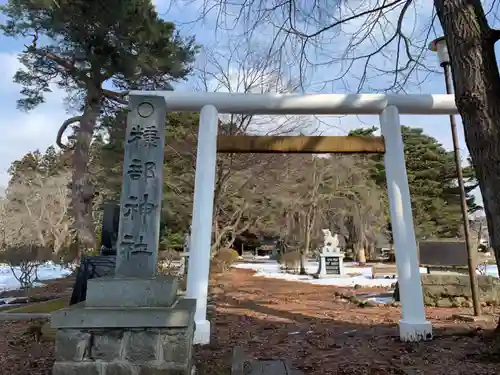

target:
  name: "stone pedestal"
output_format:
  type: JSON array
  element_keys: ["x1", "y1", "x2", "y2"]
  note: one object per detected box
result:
[
  {"x1": 51, "y1": 277, "x2": 196, "y2": 375},
  {"x1": 317, "y1": 250, "x2": 345, "y2": 278}
]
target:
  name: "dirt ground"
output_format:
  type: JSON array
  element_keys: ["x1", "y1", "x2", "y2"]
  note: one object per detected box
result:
[
  {"x1": 1, "y1": 270, "x2": 500, "y2": 375},
  {"x1": 196, "y1": 269, "x2": 500, "y2": 375}
]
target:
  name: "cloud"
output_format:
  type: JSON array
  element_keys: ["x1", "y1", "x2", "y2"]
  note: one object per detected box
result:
[
  {"x1": 0, "y1": 3, "x2": 210, "y2": 188},
  {"x1": 1, "y1": 52, "x2": 23, "y2": 92},
  {"x1": 0, "y1": 52, "x2": 69, "y2": 187}
]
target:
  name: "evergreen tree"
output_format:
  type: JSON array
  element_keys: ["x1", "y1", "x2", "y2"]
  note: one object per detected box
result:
[
  {"x1": 349, "y1": 126, "x2": 479, "y2": 239},
  {"x1": 8, "y1": 146, "x2": 70, "y2": 186},
  {"x1": 1, "y1": 0, "x2": 198, "y2": 248}
]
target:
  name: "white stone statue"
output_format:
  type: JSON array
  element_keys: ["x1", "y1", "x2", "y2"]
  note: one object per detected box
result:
[
  {"x1": 322, "y1": 229, "x2": 339, "y2": 249},
  {"x1": 317, "y1": 229, "x2": 345, "y2": 277}
]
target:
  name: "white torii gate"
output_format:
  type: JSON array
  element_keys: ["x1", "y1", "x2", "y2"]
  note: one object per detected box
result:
[{"x1": 130, "y1": 90, "x2": 458, "y2": 345}]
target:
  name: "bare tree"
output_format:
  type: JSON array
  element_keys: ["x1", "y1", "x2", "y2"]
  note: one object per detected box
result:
[
  {"x1": 0, "y1": 196, "x2": 54, "y2": 292},
  {"x1": 0, "y1": 244, "x2": 53, "y2": 291},
  {"x1": 277, "y1": 154, "x2": 385, "y2": 269},
  {"x1": 193, "y1": 37, "x2": 314, "y2": 134},
  {"x1": 337, "y1": 184, "x2": 386, "y2": 264},
  {"x1": 175, "y1": 0, "x2": 438, "y2": 92},
  {"x1": 189, "y1": 37, "x2": 318, "y2": 254},
  {"x1": 0, "y1": 197, "x2": 7, "y2": 250},
  {"x1": 276, "y1": 155, "x2": 329, "y2": 273},
  {"x1": 183, "y1": 0, "x2": 500, "y2": 293},
  {"x1": 212, "y1": 153, "x2": 287, "y2": 251},
  {"x1": 0, "y1": 170, "x2": 73, "y2": 288},
  {"x1": 172, "y1": 0, "x2": 437, "y2": 265},
  {"x1": 7, "y1": 171, "x2": 74, "y2": 254}
]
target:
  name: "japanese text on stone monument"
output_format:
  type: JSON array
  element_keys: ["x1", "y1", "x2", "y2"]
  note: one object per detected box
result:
[{"x1": 115, "y1": 96, "x2": 166, "y2": 276}]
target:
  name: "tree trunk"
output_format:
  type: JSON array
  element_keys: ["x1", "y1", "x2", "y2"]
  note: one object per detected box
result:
[
  {"x1": 72, "y1": 88, "x2": 101, "y2": 250},
  {"x1": 476, "y1": 220, "x2": 483, "y2": 248},
  {"x1": 356, "y1": 244, "x2": 367, "y2": 265},
  {"x1": 299, "y1": 251, "x2": 307, "y2": 275},
  {"x1": 434, "y1": 0, "x2": 500, "y2": 329},
  {"x1": 300, "y1": 214, "x2": 313, "y2": 275},
  {"x1": 367, "y1": 242, "x2": 375, "y2": 262}
]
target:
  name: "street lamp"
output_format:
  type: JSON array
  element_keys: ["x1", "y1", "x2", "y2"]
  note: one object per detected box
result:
[{"x1": 429, "y1": 37, "x2": 482, "y2": 317}]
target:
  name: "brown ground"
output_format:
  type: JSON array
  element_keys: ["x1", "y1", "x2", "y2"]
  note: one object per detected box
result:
[
  {"x1": 1, "y1": 270, "x2": 499, "y2": 375},
  {"x1": 0, "y1": 277, "x2": 75, "y2": 375},
  {"x1": 196, "y1": 269, "x2": 500, "y2": 375}
]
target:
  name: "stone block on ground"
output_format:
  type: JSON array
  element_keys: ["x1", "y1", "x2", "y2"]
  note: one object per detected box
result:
[{"x1": 231, "y1": 346, "x2": 305, "y2": 375}]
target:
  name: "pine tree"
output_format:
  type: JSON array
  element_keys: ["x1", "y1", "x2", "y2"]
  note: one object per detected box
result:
[
  {"x1": 1, "y1": 0, "x2": 198, "y2": 248},
  {"x1": 349, "y1": 126, "x2": 478, "y2": 239}
]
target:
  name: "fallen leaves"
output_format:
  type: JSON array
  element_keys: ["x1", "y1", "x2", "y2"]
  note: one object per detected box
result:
[
  {"x1": 0, "y1": 272, "x2": 498, "y2": 375},
  {"x1": 196, "y1": 269, "x2": 499, "y2": 375}
]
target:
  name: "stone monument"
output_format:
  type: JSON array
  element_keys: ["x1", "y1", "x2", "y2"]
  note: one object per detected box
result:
[
  {"x1": 51, "y1": 96, "x2": 196, "y2": 375},
  {"x1": 317, "y1": 229, "x2": 345, "y2": 277},
  {"x1": 100, "y1": 202, "x2": 120, "y2": 256}
]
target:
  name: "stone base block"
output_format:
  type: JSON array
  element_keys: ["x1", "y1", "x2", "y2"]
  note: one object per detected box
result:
[
  {"x1": 86, "y1": 276, "x2": 178, "y2": 308},
  {"x1": 53, "y1": 361, "x2": 193, "y2": 375},
  {"x1": 314, "y1": 273, "x2": 344, "y2": 279},
  {"x1": 52, "y1": 323, "x2": 195, "y2": 375},
  {"x1": 399, "y1": 320, "x2": 433, "y2": 342},
  {"x1": 52, "y1": 299, "x2": 195, "y2": 329},
  {"x1": 51, "y1": 294, "x2": 196, "y2": 375},
  {"x1": 193, "y1": 319, "x2": 210, "y2": 345}
]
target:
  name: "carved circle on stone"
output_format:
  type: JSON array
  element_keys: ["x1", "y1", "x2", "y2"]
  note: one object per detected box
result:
[{"x1": 138, "y1": 102, "x2": 155, "y2": 118}]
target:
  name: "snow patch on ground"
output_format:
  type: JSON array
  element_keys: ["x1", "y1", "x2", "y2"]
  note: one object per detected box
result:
[
  {"x1": 0, "y1": 262, "x2": 72, "y2": 293},
  {"x1": 233, "y1": 260, "x2": 398, "y2": 287},
  {"x1": 233, "y1": 260, "x2": 500, "y2": 288}
]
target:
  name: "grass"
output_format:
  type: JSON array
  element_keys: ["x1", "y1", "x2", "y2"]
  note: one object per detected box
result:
[{"x1": 6, "y1": 298, "x2": 67, "y2": 313}]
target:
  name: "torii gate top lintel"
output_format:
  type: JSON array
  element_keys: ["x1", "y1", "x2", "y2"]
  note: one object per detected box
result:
[{"x1": 129, "y1": 91, "x2": 458, "y2": 116}]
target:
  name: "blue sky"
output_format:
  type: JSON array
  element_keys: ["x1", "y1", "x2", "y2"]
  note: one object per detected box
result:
[{"x1": 0, "y1": 0, "x2": 492, "y2": 207}]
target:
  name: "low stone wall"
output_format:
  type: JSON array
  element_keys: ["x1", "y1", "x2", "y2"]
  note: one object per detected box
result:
[{"x1": 421, "y1": 274, "x2": 500, "y2": 307}]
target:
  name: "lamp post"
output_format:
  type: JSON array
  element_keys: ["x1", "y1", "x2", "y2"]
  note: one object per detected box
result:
[{"x1": 429, "y1": 37, "x2": 481, "y2": 317}]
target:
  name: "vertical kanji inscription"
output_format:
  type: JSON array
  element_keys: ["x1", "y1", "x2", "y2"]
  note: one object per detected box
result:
[{"x1": 115, "y1": 96, "x2": 167, "y2": 278}]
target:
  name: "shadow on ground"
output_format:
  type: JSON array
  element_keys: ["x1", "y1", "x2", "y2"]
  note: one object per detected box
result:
[{"x1": 195, "y1": 270, "x2": 500, "y2": 375}]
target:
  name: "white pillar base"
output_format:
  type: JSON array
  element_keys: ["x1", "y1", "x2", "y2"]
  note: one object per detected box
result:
[
  {"x1": 399, "y1": 320, "x2": 433, "y2": 342},
  {"x1": 193, "y1": 319, "x2": 211, "y2": 345}
]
